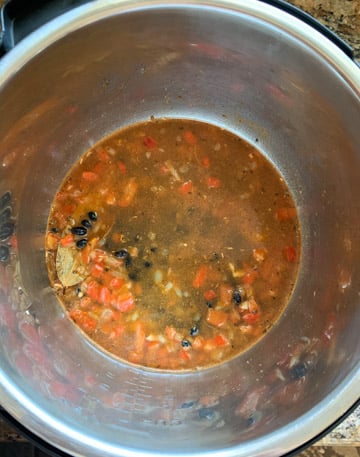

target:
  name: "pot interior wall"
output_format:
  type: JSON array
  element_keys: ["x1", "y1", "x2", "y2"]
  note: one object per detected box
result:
[{"x1": 0, "y1": 4, "x2": 359, "y2": 456}]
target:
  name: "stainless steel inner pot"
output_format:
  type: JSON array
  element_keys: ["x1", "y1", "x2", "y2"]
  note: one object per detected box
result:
[{"x1": 0, "y1": 1, "x2": 359, "y2": 456}]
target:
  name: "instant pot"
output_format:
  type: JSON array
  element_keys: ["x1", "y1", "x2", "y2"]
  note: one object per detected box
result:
[{"x1": 0, "y1": 1, "x2": 359, "y2": 456}]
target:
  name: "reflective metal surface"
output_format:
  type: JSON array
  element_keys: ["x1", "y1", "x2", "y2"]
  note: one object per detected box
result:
[{"x1": 0, "y1": 1, "x2": 359, "y2": 456}]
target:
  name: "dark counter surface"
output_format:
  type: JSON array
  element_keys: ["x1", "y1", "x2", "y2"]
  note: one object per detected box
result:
[{"x1": 288, "y1": 0, "x2": 359, "y2": 60}]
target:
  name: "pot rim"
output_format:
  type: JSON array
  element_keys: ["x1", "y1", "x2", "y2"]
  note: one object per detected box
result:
[{"x1": 0, "y1": 0, "x2": 360, "y2": 92}]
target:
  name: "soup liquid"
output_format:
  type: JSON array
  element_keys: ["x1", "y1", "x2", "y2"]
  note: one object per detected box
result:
[{"x1": 46, "y1": 119, "x2": 300, "y2": 370}]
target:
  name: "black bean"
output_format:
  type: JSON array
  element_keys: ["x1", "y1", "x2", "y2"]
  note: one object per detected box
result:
[
  {"x1": 76, "y1": 239, "x2": 88, "y2": 249},
  {"x1": 144, "y1": 261, "x2": 152, "y2": 268},
  {"x1": 114, "y1": 249, "x2": 129, "y2": 259},
  {"x1": 206, "y1": 301, "x2": 213, "y2": 308},
  {"x1": 0, "y1": 191, "x2": 11, "y2": 210},
  {"x1": 0, "y1": 222, "x2": 14, "y2": 241},
  {"x1": 198, "y1": 408, "x2": 215, "y2": 420},
  {"x1": 289, "y1": 362, "x2": 308, "y2": 380},
  {"x1": 190, "y1": 325, "x2": 199, "y2": 336},
  {"x1": 50, "y1": 227, "x2": 59, "y2": 233},
  {"x1": 71, "y1": 226, "x2": 87, "y2": 236},
  {"x1": 0, "y1": 245, "x2": 9, "y2": 262},
  {"x1": 88, "y1": 211, "x2": 98, "y2": 221},
  {"x1": 81, "y1": 219, "x2": 92, "y2": 229},
  {"x1": 181, "y1": 339, "x2": 191, "y2": 348},
  {"x1": 233, "y1": 289, "x2": 242, "y2": 304},
  {"x1": 0, "y1": 207, "x2": 11, "y2": 224}
]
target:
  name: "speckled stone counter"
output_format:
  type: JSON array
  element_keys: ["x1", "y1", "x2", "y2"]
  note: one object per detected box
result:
[
  {"x1": 315, "y1": 406, "x2": 360, "y2": 446},
  {"x1": 289, "y1": 0, "x2": 360, "y2": 60}
]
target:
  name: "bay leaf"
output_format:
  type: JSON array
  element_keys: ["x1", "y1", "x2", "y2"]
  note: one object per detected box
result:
[{"x1": 56, "y1": 245, "x2": 85, "y2": 287}]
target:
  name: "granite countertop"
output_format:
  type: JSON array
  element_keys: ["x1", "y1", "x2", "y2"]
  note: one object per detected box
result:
[{"x1": 288, "y1": 0, "x2": 360, "y2": 61}]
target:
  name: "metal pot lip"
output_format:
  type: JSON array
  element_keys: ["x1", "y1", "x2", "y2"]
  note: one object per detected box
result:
[
  {"x1": 0, "y1": 365, "x2": 359, "y2": 457},
  {"x1": 0, "y1": 0, "x2": 359, "y2": 92}
]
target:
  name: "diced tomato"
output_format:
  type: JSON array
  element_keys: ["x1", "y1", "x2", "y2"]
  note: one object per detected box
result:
[
  {"x1": 63, "y1": 204, "x2": 76, "y2": 217},
  {"x1": 283, "y1": 246, "x2": 296, "y2": 262},
  {"x1": 93, "y1": 162, "x2": 104, "y2": 175},
  {"x1": 192, "y1": 335, "x2": 205, "y2": 350},
  {"x1": 193, "y1": 265, "x2": 209, "y2": 288},
  {"x1": 109, "y1": 277, "x2": 124, "y2": 290},
  {"x1": 202, "y1": 156, "x2": 210, "y2": 168},
  {"x1": 180, "y1": 349, "x2": 191, "y2": 361},
  {"x1": 59, "y1": 233, "x2": 75, "y2": 247},
  {"x1": 82, "y1": 171, "x2": 98, "y2": 181},
  {"x1": 184, "y1": 130, "x2": 197, "y2": 145},
  {"x1": 275, "y1": 207, "x2": 297, "y2": 221},
  {"x1": 99, "y1": 286, "x2": 112, "y2": 305},
  {"x1": 110, "y1": 324, "x2": 125, "y2": 339},
  {"x1": 112, "y1": 232, "x2": 123, "y2": 243},
  {"x1": 118, "y1": 178, "x2": 138, "y2": 207},
  {"x1": 114, "y1": 291, "x2": 135, "y2": 312},
  {"x1": 206, "y1": 308, "x2": 228, "y2": 327},
  {"x1": 79, "y1": 296, "x2": 92, "y2": 310},
  {"x1": 86, "y1": 280, "x2": 100, "y2": 301},
  {"x1": 204, "y1": 289, "x2": 217, "y2": 301},
  {"x1": 69, "y1": 309, "x2": 97, "y2": 332},
  {"x1": 242, "y1": 268, "x2": 258, "y2": 285},
  {"x1": 214, "y1": 334, "x2": 230, "y2": 346},
  {"x1": 97, "y1": 147, "x2": 110, "y2": 162},
  {"x1": 143, "y1": 135, "x2": 157, "y2": 149},
  {"x1": 117, "y1": 160, "x2": 127, "y2": 175},
  {"x1": 91, "y1": 262, "x2": 104, "y2": 279},
  {"x1": 207, "y1": 176, "x2": 221, "y2": 188},
  {"x1": 179, "y1": 180, "x2": 194, "y2": 195},
  {"x1": 242, "y1": 312, "x2": 260, "y2": 324}
]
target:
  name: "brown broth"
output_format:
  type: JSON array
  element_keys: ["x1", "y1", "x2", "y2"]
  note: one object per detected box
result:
[{"x1": 46, "y1": 118, "x2": 300, "y2": 370}]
